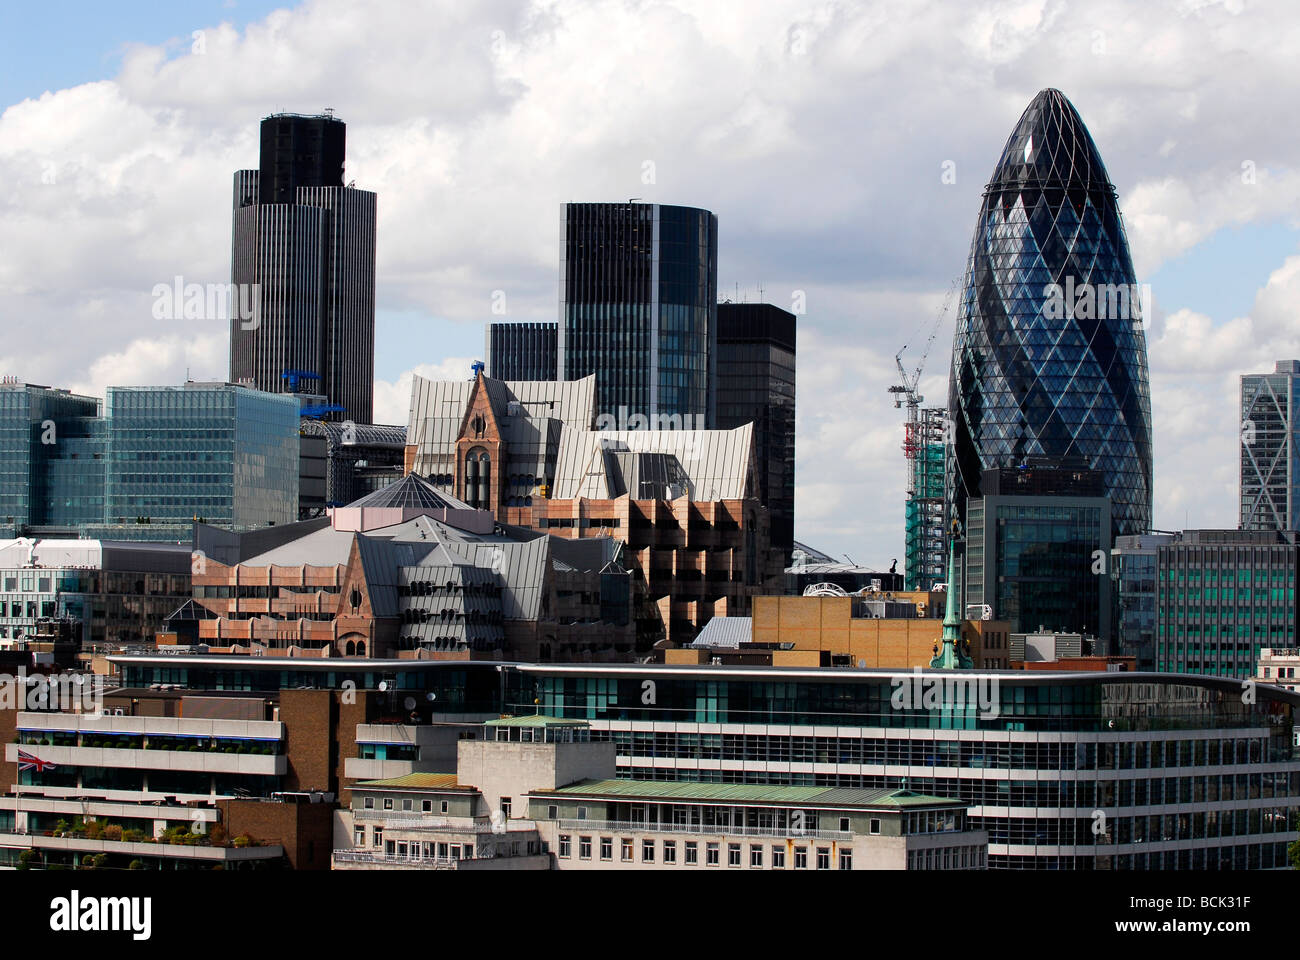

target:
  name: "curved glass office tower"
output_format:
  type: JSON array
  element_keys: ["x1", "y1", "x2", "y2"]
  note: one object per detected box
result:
[{"x1": 947, "y1": 89, "x2": 1152, "y2": 538}]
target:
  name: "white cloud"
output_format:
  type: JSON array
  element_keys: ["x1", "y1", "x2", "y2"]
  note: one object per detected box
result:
[{"x1": 6, "y1": 0, "x2": 1300, "y2": 562}]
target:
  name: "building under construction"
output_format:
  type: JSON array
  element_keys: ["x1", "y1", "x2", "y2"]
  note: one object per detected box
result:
[{"x1": 902, "y1": 407, "x2": 946, "y2": 590}]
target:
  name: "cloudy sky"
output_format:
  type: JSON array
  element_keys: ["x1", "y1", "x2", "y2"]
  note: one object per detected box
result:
[{"x1": 3, "y1": 0, "x2": 1299, "y2": 564}]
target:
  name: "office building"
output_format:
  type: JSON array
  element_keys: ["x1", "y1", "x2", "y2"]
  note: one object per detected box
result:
[
  {"x1": 1155, "y1": 529, "x2": 1299, "y2": 679},
  {"x1": 947, "y1": 88, "x2": 1152, "y2": 540},
  {"x1": 715, "y1": 303, "x2": 796, "y2": 565},
  {"x1": 1256, "y1": 647, "x2": 1300, "y2": 694},
  {"x1": 963, "y1": 460, "x2": 1112, "y2": 645},
  {"x1": 558, "y1": 202, "x2": 718, "y2": 426},
  {"x1": 408, "y1": 369, "x2": 779, "y2": 649},
  {"x1": 101, "y1": 384, "x2": 300, "y2": 536},
  {"x1": 230, "y1": 112, "x2": 377, "y2": 422},
  {"x1": 1113, "y1": 533, "x2": 1173, "y2": 671},
  {"x1": 1241, "y1": 360, "x2": 1300, "y2": 531},
  {"x1": 0, "y1": 538, "x2": 190, "y2": 649},
  {"x1": 485, "y1": 322, "x2": 557, "y2": 381},
  {"x1": 0, "y1": 381, "x2": 300, "y2": 542},
  {"x1": 7, "y1": 654, "x2": 1296, "y2": 870},
  {"x1": 298, "y1": 419, "x2": 406, "y2": 518},
  {"x1": 0, "y1": 382, "x2": 102, "y2": 536},
  {"x1": 681, "y1": 593, "x2": 1011, "y2": 670},
  {"x1": 191, "y1": 473, "x2": 634, "y2": 661}
]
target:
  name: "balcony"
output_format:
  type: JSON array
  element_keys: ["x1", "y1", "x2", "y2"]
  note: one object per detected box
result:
[
  {"x1": 0, "y1": 830, "x2": 283, "y2": 861},
  {"x1": 6, "y1": 743, "x2": 286, "y2": 776}
]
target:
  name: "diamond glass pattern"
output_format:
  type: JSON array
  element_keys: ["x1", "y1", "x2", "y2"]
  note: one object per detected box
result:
[{"x1": 947, "y1": 89, "x2": 1153, "y2": 538}]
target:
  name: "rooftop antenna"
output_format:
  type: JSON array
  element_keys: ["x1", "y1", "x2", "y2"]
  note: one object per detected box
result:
[{"x1": 324, "y1": 106, "x2": 334, "y2": 118}]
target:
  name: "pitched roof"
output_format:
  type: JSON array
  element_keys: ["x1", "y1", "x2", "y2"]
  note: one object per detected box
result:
[
  {"x1": 347, "y1": 473, "x2": 473, "y2": 510},
  {"x1": 551, "y1": 424, "x2": 755, "y2": 501},
  {"x1": 353, "y1": 772, "x2": 468, "y2": 791}
]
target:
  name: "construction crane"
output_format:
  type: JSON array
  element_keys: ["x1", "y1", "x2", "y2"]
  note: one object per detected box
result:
[{"x1": 889, "y1": 275, "x2": 961, "y2": 589}]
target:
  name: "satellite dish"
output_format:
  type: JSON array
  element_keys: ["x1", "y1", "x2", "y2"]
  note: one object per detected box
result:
[
  {"x1": 427, "y1": 692, "x2": 437, "y2": 702},
  {"x1": 403, "y1": 697, "x2": 416, "y2": 711},
  {"x1": 378, "y1": 681, "x2": 389, "y2": 692}
]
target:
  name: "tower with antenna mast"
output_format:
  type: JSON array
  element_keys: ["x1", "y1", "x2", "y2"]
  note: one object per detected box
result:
[{"x1": 888, "y1": 276, "x2": 959, "y2": 591}]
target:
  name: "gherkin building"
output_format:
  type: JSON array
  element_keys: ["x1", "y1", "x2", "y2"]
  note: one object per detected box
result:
[{"x1": 947, "y1": 88, "x2": 1152, "y2": 537}]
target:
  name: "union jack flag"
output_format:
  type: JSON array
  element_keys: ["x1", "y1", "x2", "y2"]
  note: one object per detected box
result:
[{"x1": 16, "y1": 749, "x2": 56, "y2": 773}]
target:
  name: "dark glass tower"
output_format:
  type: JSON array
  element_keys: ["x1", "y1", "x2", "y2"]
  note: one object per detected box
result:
[
  {"x1": 947, "y1": 89, "x2": 1152, "y2": 539},
  {"x1": 558, "y1": 202, "x2": 717, "y2": 426},
  {"x1": 716, "y1": 303, "x2": 796, "y2": 564},
  {"x1": 230, "y1": 113, "x2": 377, "y2": 423},
  {"x1": 486, "y1": 322, "x2": 558, "y2": 381}
]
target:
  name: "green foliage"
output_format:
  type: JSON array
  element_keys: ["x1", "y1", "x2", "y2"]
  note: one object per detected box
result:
[
  {"x1": 128, "y1": 859, "x2": 146, "y2": 870},
  {"x1": 1289, "y1": 838, "x2": 1300, "y2": 871}
]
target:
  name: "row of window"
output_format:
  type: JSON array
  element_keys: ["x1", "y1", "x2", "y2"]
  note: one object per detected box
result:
[
  {"x1": 558, "y1": 834, "x2": 854, "y2": 870},
  {"x1": 599, "y1": 731, "x2": 1274, "y2": 770}
]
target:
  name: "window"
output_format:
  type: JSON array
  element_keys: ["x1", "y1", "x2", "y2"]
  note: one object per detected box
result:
[
  {"x1": 559, "y1": 835, "x2": 571, "y2": 858},
  {"x1": 579, "y1": 836, "x2": 592, "y2": 860},
  {"x1": 816, "y1": 847, "x2": 830, "y2": 870},
  {"x1": 548, "y1": 805, "x2": 559, "y2": 820},
  {"x1": 839, "y1": 817, "x2": 850, "y2": 832},
  {"x1": 383, "y1": 798, "x2": 393, "y2": 811},
  {"x1": 706, "y1": 842, "x2": 720, "y2": 866},
  {"x1": 750, "y1": 845, "x2": 763, "y2": 868},
  {"x1": 839, "y1": 848, "x2": 853, "y2": 870},
  {"x1": 402, "y1": 798, "x2": 413, "y2": 812},
  {"x1": 664, "y1": 840, "x2": 677, "y2": 864},
  {"x1": 728, "y1": 843, "x2": 741, "y2": 867},
  {"x1": 441, "y1": 800, "x2": 449, "y2": 814},
  {"x1": 869, "y1": 818, "x2": 881, "y2": 835},
  {"x1": 642, "y1": 839, "x2": 655, "y2": 862},
  {"x1": 422, "y1": 800, "x2": 432, "y2": 813},
  {"x1": 501, "y1": 797, "x2": 512, "y2": 818},
  {"x1": 600, "y1": 837, "x2": 613, "y2": 861},
  {"x1": 771, "y1": 846, "x2": 786, "y2": 869},
  {"x1": 794, "y1": 846, "x2": 808, "y2": 869},
  {"x1": 621, "y1": 838, "x2": 634, "y2": 862},
  {"x1": 685, "y1": 841, "x2": 698, "y2": 865},
  {"x1": 353, "y1": 827, "x2": 364, "y2": 847},
  {"x1": 373, "y1": 827, "x2": 383, "y2": 847},
  {"x1": 577, "y1": 806, "x2": 588, "y2": 820}
]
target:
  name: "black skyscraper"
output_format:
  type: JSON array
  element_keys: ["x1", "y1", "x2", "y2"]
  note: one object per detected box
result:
[
  {"x1": 558, "y1": 202, "x2": 717, "y2": 426},
  {"x1": 486, "y1": 322, "x2": 557, "y2": 381},
  {"x1": 716, "y1": 303, "x2": 796, "y2": 564},
  {"x1": 230, "y1": 113, "x2": 377, "y2": 423}
]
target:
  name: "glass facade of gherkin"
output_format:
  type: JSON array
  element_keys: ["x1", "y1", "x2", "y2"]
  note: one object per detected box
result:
[{"x1": 947, "y1": 89, "x2": 1152, "y2": 538}]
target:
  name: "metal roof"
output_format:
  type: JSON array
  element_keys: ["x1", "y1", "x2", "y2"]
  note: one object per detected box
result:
[
  {"x1": 551, "y1": 423, "x2": 756, "y2": 500},
  {"x1": 689, "y1": 616, "x2": 752, "y2": 649},
  {"x1": 353, "y1": 772, "x2": 469, "y2": 791},
  {"x1": 538, "y1": 780, "x2": 956, "y2": 809},
  {"x1": 347, "y1": 473, "x2": 473, "y2": 510}
]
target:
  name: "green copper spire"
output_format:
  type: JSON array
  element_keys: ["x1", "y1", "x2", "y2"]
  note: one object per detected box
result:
[{"x1": 930, "y1": 519, "x2": 973, "y2": 669}]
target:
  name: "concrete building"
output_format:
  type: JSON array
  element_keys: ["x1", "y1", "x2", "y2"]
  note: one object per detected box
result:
[
  {"x1": 331, "y1": 714, "x2": 985, "y2": 871},
  {"x1": 0, "y1": 538, "x2": 190, "y2": 649},
  {"x1": 9, "y1": 652, "x2": 1297, "y2": 871},
  {"x1": 1256, "y1": 648, "x2": 1300, "y2": 694}
]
